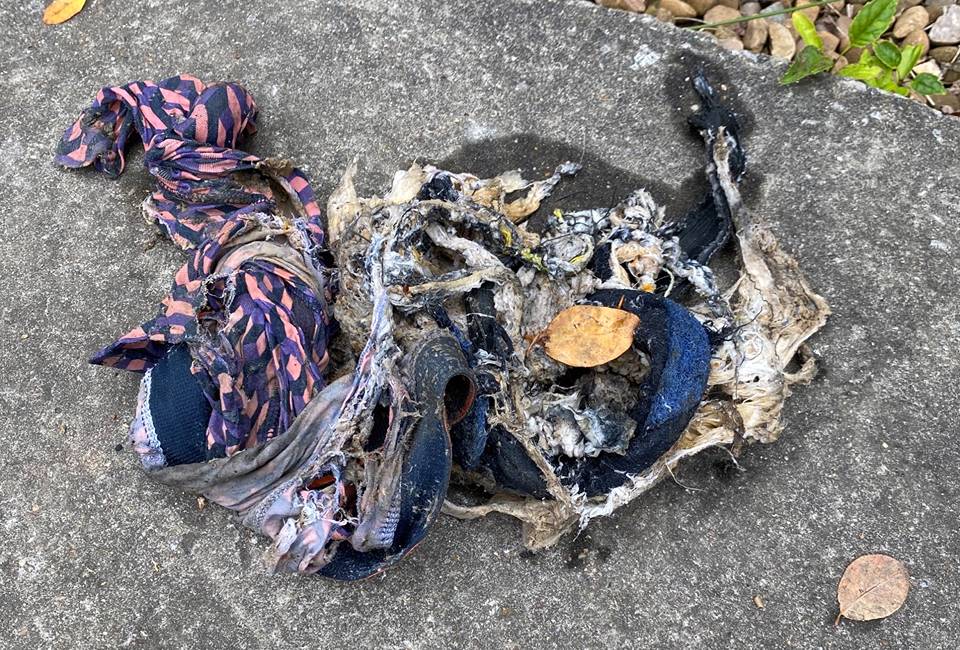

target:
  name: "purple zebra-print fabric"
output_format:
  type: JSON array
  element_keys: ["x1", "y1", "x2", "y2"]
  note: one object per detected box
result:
[{"x1": 57, "y1": 75, "x2": 335, "y2": 458}]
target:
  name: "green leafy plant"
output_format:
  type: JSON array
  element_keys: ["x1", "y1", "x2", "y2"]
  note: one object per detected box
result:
[
  {"x1": 781, "y1": 12, "x2": 834, "y2": 84},
  {"x1": 780, "y1": 0, "x2": 946, "y2": 96}
]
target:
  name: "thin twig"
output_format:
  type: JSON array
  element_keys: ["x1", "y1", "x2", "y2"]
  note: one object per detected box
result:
[{"x1": 688, "y1": 0, "x2": 835, "y2": 31}]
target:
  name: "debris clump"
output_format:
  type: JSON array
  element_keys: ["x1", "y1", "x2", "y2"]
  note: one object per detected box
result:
[
  {"x1": 58, "y1": 71, "x2": 828, "y2": 579},
  {"x1": 325, "y1": 71, "x2": 829, "y2": 551}
]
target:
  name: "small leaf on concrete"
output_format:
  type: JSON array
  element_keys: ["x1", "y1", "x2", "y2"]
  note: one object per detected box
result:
[
  {"x1": 42, "y1": 0, "x2": 86, "y2": 25},
  {"x1": 836, "y1": 553, "x2": 910, "y2": 624},
  {"x1": 543, "y1": 305, "x2": 640, "y2": 368}
]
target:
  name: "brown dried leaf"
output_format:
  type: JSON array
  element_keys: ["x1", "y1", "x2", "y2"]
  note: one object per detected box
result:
[
  {"x1": 42, "y1": 0, "x2": 86, "y2": 25},
  {"x1": 836, "y1": 554, "x2": 910, "y2": 624},
  {"x1": 543, "y1": 305, "x2": 640, "y2": 368}
]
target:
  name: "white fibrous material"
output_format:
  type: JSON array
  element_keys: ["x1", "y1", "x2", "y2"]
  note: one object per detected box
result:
[{"x1": 325, "y1": 125, "x2": 829, "y2": 550}]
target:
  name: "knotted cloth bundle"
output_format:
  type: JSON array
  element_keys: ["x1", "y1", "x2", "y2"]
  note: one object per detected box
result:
[
  {"x1": 57, "y1": 75, "x2": 334, "y2": 459},
  {"x1": 58, "y1": 72, "x2": 828, "y2": 579},
  {"x1": 58, "y1": 74, "x2": 476, "y2": 578}
]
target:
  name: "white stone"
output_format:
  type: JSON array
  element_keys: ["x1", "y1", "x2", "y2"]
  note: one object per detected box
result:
[{"x1": 929, "y1": 5, "x2": 960, "y2": 44}]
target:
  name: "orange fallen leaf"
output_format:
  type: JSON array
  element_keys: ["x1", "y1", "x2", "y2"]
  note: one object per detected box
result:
[
  {"x1": 836, "y1": 554, "x2": 910, "y2": 625},
  {"x1": 42, "y1": 0, "x2": 86, "y2": 25},
  {"x1": 542, "y1": 305, "x2": 640, "y2": 368}
]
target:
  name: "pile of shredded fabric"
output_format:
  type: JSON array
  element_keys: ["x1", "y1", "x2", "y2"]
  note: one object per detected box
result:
[{"x1": 58, "y1": 72, "x2": 828, "y2": 580}]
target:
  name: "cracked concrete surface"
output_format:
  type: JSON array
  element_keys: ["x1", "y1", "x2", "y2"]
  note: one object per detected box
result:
[{"x1": 1, "y1": 0, "x2": 958, "y2": 647}]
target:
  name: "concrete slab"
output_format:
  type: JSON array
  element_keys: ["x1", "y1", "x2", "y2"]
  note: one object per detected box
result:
[{"x1": 0, "y1": 0, "x2": 958, "y2": 647}]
